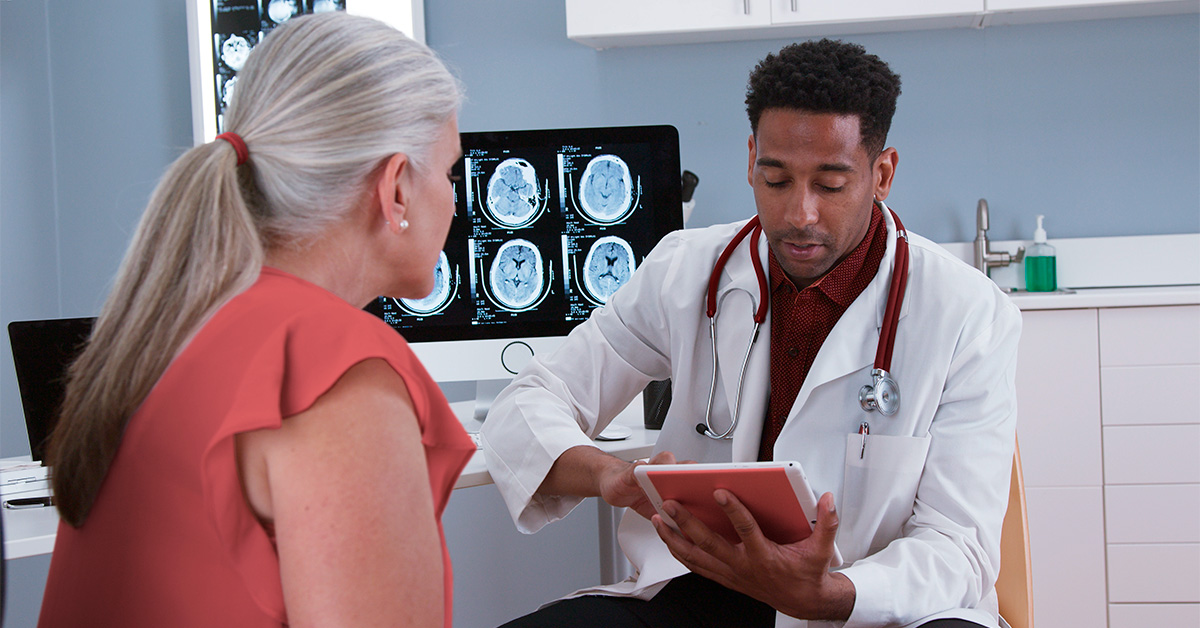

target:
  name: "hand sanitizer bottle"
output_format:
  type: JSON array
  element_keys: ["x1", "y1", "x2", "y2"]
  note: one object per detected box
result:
[{"x1": 1025, "y1": 215, "x2": 1057, "y2": 292}]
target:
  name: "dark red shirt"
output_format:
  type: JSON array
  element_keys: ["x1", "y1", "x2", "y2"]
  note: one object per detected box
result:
[{"x1": 759, "y1": 205, "x2": 888, "y2": 461}]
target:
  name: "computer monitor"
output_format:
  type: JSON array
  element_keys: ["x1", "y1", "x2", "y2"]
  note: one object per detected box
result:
[
  {"x1": 365, "y1": 124, "x2": 683, "y2": 386},
  {"x1": 7, "y1": 318, "x2": 95, "y2": 463}
]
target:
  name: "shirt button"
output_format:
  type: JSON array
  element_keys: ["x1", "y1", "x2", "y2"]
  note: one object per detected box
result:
[{"x1": 787, "y1": 347, "x2": 800, "y2": 358}]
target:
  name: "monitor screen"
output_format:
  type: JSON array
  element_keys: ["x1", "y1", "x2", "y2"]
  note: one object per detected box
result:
[
  {"x1": 366, "y1": 124, "x2": 683, "y2": 383},
  {"x1": 7, "y1": 318, "x2": 95, "y2": 462}
]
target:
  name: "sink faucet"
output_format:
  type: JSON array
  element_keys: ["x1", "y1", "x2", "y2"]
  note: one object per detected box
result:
[{"x1": 973, "y1": 198, "x2": 1024, "y2": 277}]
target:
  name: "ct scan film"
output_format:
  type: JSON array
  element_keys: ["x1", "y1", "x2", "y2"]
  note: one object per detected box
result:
[{"x1": 208, "y1": 0, "x2": 346, "y2": 134}]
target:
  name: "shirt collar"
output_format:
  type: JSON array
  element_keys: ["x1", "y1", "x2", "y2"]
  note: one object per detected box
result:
[{"x1": 768, "y1": 203, "x2": 885, "y2": 308}]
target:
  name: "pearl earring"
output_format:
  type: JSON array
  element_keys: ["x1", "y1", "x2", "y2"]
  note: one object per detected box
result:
[{"x1": 397, "y1": 219, "x2": 409, "y2": 230}]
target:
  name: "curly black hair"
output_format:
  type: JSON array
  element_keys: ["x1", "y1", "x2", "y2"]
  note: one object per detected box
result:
[{"x1": 746, "y1": 39, "x2": 901, "y2": 155}]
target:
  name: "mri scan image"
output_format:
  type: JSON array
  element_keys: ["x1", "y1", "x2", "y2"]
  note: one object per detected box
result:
[
  {"x1": 486, "y1": 158, "x2": 542, "y2": 227},
  {"x1": 583, "y1": 236, "x2": 635, "y2": 303},
  {"x1": 578, "y1": 155, "x2": 633, "y2": 223},
  {"x1": 400, "y1": 252, "x2": 453, "y2": 315},
  {"x1": 488, "y1": 239, "x2": 544, "y2": 310},
  {"x1": 266, "y1": 0, "x2": 299, "y2": 23},
  {"x1": 220, "y1": 34, "x2": 252, "y2": 72},
  {"x1": 312, "y1": 0, "x2": 345, "y2": 13},
  {"x1": 221, "y1": 75, "x2": 238, "y2": 109}
]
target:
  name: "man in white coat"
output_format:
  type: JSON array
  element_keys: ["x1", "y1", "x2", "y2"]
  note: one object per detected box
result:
[{"x1": 483, "y1": 39, "x2": 1021, "y2": 628}]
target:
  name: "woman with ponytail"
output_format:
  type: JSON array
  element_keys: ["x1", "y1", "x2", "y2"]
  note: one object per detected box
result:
[{"x1": 38, "y1": 12, "x2": 473, "y2": 628}]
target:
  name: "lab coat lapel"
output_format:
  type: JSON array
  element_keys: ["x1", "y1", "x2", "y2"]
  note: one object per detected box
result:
[
  {"x1": 711, "y1": 223, "x2": 772, "y2": 462},
  {"x1": 786, "y1": 205, "x2": 906, "y2": 418}
]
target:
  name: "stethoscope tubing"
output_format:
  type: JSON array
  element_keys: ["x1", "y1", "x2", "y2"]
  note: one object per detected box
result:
[{"x1": 698, "y1": 206, "x2": 908, "y2": 440}]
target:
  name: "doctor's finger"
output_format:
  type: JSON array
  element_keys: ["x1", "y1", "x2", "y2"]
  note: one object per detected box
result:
[
  {"x1": 713, "y1": 489, "x2": 768, "y2": 547},
  {"x1": 661, "y1": 500, "x2": 736, "y2": 559},
  {"x1": 644, "y1": 450, "x2": 678, "y2": 466},
  {"x1": 809, "y1": 492, "x2": 840, "y2": 560},
  {"x1": 652, "y1": 515, "x2": 737, "y2": 585}
]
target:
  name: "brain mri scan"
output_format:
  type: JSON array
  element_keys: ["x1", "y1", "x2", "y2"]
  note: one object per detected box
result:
[
  {"x1": 486, "y1": 158, "x2": 542, "y2": 227},
  {"x1": 488, "y1": 239, "x2": 544, "y2": 310},
  {"x1": 312, "y1": 0, "x2": 342, "y2": 12},
  {"x1": 221, "y1": 76, "x2": 238, "y2": 109},
  {"x1": 220, "y1": 34, "x2": 252, "y2": 72},
  {"x1": 578, "y1": 155, "x2": 633, "y2": 223},
  {"x1": 266, "y1": 0, "x2": 299, "y2": 23},
  {"x1": 400, "y1": 252, "x2": 453, "y2": 315},
  {"x1": 583, "y1": 236, "x2": 635, "y2": 303}
]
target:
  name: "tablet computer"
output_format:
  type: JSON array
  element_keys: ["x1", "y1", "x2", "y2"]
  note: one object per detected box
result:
[{"x1": 634, "y1": 461, "x2": 842, "y2": 566}]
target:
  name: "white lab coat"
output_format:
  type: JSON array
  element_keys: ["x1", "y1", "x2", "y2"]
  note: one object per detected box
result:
[{"x1": 482, "y1": 205, "x2": 1021, "y2": 628}]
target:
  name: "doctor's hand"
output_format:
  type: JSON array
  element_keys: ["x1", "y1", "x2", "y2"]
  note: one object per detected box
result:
[
  {"x1": 651, "y1": 491, "x2": 855, "y2": 622},
  {"x1": 598, "y1": 450, "x2": 680, "y2": 521}
]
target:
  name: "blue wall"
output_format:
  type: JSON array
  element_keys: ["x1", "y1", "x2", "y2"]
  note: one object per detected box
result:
[{"x1": 427, "y1": 3, "x2": 1199, "y2": 243}]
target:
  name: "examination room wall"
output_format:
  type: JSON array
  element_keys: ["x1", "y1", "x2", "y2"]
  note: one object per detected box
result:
[{"x1": 1, "y1": 1, "x2": 1198, "y2": 626}]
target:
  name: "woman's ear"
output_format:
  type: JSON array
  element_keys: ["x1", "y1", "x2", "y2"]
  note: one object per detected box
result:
[{"x1": 375, "y1": 152, "x2": 410, "y2": 233}]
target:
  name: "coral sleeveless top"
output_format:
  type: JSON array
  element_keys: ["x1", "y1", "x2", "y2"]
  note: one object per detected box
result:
[{"x1": 39, "y1": 268, "x2": 475, "y2": 627}]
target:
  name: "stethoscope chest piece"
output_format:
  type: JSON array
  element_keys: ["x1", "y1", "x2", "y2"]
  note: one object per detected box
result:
[{"x1": 859, "y1": 368, "x2": 900, "y2": 416}]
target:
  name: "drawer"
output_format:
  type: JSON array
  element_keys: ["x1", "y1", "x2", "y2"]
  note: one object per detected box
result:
[
  {"x1": 1104, "y1": 425, "x2": 1200, "y2": 485},
  {"x1": 1099, "y1": 305, "x2": 1200, "y2": 367},
  {"x1": 1105, "y1": 484, "x2": 1200, "y2": 544},
  {"x1": 1107, "y1": 543, "x2": 1200, "y2": 603},
  {"x1": 1101, "y1": 364, "x2": 1200, "y2": 426},
  {"x1": 1109, "y1": 603, "x2": 1200, "y2": 627}
]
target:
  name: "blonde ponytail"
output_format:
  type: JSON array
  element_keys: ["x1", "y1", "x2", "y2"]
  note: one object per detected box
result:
[{"x1": 49, "y1": 12, "x2": 461, "y2": 525}]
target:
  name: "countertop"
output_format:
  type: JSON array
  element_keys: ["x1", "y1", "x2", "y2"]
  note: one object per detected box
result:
[{"x1": 1005, "y1": 285, "x2": 1200, "y2": 310}]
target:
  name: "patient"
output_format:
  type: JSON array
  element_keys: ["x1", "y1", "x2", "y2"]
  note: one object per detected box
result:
[{"x1": 38, "y1": 13, "x2": 473, "y2": 628}]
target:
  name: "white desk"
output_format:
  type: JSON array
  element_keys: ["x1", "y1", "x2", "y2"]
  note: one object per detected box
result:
[{"x1": 3, "y1": 400, "x2": 659, "y2": 567}]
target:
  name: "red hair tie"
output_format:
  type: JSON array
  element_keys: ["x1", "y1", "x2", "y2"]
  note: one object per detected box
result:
[{"x1": 215, "y1": 132, "x2": 249, "y2": 166}]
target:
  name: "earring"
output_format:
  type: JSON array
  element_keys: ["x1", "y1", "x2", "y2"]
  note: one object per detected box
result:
[{"x1": 397, "y1": 219, "x2": 409, "y2": 230}]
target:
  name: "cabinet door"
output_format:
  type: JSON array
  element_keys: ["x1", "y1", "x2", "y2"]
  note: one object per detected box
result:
[
  {"x1": 989, "y1": 0, "x2": 1181, "y2": 9},
  {"x1": 1016, "y1": 309, "x2": 1103, "y2": 488},
  {"x1": 566, "y1": 0, "x2": 771, "y2": 47},
  {"x1": 1026, "y1": 487, "x2": 1110, "y2": 628},
  {"x1": 771, "y1": 0, "x2": 982, "y2": 24}
]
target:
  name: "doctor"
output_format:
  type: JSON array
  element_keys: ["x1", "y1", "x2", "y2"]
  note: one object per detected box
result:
[{"x1": 483, "y1": 39, "x2": 1021, "y2": 628}]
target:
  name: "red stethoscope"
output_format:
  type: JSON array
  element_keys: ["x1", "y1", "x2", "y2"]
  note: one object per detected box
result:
[{"x1": 696, "y1": 204, "x2": 909, "y2": 440}]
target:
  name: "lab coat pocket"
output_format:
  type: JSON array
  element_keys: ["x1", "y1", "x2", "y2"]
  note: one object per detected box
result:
[{"x1": 838, "y1": 433, "x2": 930, "y2": 564}]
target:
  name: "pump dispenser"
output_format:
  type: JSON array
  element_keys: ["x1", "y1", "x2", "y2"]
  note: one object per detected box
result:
[{"x1": 1024, "y1": 215, "x2": 1057, "y2": 292}]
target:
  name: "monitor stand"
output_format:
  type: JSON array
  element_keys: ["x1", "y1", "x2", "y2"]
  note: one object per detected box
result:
[{"x1": 470, "y1": 378, "x2": 511, "y2": 428}]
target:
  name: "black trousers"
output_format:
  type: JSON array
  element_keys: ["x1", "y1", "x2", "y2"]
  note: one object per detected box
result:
[{"x1": 498, "y1": 573, "x2": 986, "y2": 628}]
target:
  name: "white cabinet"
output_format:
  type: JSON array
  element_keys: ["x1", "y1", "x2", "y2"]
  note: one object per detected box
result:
[
  {"x1": 565, "y1": 0, "x2": 1197, "y2": 48},
  {"x1": 983, "y1": 0, "x2": 1198, "y2": 27},
  {"x1": 1097, "y1": 305, "x2": 1200, "y2": 621},
  {"x1": 566, "y1": 0, "x2": 772, "y2": 47},
  {"x1": 1017, "y1": 309, "x2": 1108, "y2": 627},
  {"x1": 1017, "y1": 303, "x2": 1200, "y2": 626},
  {"x1": 566, "y1": 0, "x2": 985, "y2": 47},
  {"x1": 769, "y1": 0, "x2": 981, "y2": 27}
]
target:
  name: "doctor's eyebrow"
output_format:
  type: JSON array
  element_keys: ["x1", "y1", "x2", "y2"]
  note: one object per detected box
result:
[{"x1": 755, "y1": 157, "x2": 856, "y2": 173}]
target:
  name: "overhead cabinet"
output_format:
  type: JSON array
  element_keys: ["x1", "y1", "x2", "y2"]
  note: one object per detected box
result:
[{"x1": 565, "y1": 0, "x2": 1197, "y2": 48}]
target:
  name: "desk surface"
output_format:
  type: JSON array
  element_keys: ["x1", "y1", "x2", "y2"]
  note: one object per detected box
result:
[{"x1": 3, "y1": 401, "x2": 658, "y2": 560}]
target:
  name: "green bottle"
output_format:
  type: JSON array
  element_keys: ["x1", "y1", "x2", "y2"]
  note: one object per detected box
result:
[{"x1": 1025, "y1": 215, "x2": 1057, "y2": 292}]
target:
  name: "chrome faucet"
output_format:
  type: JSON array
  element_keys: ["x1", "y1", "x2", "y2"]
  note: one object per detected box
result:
[{"x1": 973, "y1": 198, "x2": 1024, "y2": 277}]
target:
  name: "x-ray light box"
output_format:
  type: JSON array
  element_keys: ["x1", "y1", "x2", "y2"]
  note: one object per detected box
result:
[{"x1": 185, "y1": 0, "x2": 425, "y2": 145}]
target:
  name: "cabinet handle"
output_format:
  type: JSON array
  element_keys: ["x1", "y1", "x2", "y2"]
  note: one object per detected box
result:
[
  {"x1": 744, "y1": 0, "x2": 751, "y2": 14},
  {"x1": 791, "y1": 0, "x2": 798, "y2": 11}
]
